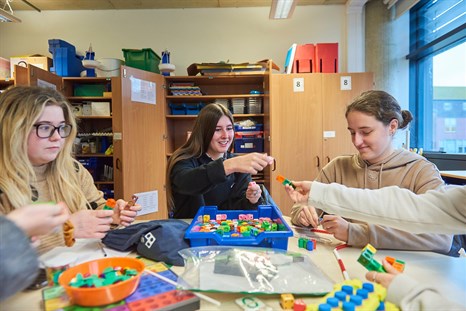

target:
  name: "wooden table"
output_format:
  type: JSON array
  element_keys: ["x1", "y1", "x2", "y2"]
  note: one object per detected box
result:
[{"x1": 440, "y1": 170, "x2": 466, "y2": 184}]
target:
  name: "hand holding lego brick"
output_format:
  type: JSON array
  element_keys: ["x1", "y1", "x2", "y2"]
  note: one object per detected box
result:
[
  {"x1": 284, "y1": 180, "x2": 312, "y2": 204},
  {"x1": 113, "y1": 196, "x2": 141, "y2": 227},
  {"x1": 223, "y1": 152, "x2": 274, "y2": 175},
  {"x1": 70, "y1": 209, "x2": 114, "y2": 239},
  {"x1": 245, "y1": 181, "x2": 262, "y2": 204},
  {"x1": 283, "y1": 180, "x2": 320, "y2": 227},
  {"x1": 366, "y1": 259, "x2": 400, "y2": 288}
]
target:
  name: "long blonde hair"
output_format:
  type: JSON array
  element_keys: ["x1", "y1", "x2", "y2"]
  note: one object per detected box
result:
[
  {"x1": 165, "y1": 103, "x2": 234, "y2": 212},
  {"x1": 0, "y1": 86, "x2": 88, "y2": 212}
]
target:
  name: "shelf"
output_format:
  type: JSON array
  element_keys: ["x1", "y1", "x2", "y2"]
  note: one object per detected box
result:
[
  {"x1": 77, "y1": 116, "x2": 112, "y2": 119},
  {"x1": 68, "y1": 96, "x2": 112, "y2": 101},
  {"x1": 75, "y1": 153, "x2": 113, "y2": 157},
  {"x1": 94, "y1": 181, "x2": 114, "y2": 185},
  {"x1": 166, "y1": 113, "x2": 264, "y2": 119},
  {"x1": 63, "y1": 77, "x2": 112, "y2": 83},
  {"x1": 166, "y1": 94, "x2": 263, "y2": 101},
  {"x1": 166, "y1": 75, "x2": 265, "y2": 85}
]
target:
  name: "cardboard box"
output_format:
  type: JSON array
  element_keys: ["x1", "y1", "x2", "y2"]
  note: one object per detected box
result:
[
  {"x1": 91, "y1": 102, "x2": 111, "y2": 116},
  {"x1": 10, "y1": 55, "x2": 53, "y2": 77}
]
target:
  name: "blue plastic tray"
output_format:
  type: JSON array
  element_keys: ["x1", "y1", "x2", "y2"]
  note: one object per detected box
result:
[{"x1": 185, "y1": 205, "x2": 293, "y2": 250}]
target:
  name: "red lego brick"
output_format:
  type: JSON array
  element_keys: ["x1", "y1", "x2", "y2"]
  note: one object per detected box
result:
[{"x1": 294, "y1": 298, "x2": 306, "y2": 311}]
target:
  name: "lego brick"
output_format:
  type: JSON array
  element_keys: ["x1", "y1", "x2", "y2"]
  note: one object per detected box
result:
[
  {"x1": 280, "y1": 293, "x2": 294, "y2": 310},
  {"x1": 358, "y1": 244, "x2": 406, "y2": 274}
]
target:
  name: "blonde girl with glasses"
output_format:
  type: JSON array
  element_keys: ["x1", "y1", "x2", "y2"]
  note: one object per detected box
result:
[{"x1": 0, "y1": 86, "x2": 141, "y2": 254}]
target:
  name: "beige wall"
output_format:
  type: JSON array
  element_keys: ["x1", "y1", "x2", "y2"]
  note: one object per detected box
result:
[{"x1": 0, "y1": 6, "x2": 347, "y2": 76}]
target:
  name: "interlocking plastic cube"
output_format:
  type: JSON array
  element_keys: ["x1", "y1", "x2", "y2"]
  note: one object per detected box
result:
[
  {"x1": 358, "y1": 244, "x2": 406, "y2": 273},
  {"x1": 306, "y1": 279, "x2": 400, "y2": 311}
]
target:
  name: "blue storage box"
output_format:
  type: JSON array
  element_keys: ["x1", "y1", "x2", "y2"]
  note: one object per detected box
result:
[
  {"x1": 234, "y1": 137, "x2": 264, "y2": 153},
  {"x1": 185, "y1": 103, "x2": 201, "y2": 115},
  {"x1": 234, "y1": 124, "x2": 264, "y2": 132},
  {"x1": 185, "y1": 205, "x2": 293, "y2": 250},
  {"x1": 78, "y1": 157, "x2": 98, "y2": 179},
  {"x1": 169, "y1": 103, "x2": 186, "y2": 115},
  {"x1": 48, "y1": 39, "x2": 85, "y2": 77}
]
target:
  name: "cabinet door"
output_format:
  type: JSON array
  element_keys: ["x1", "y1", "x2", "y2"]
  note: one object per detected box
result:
[
  {"x1": 269, "y1": 74, "x2": 323, "y2": 216},
  {"x1": 14, "y1": 64, "x2": 63, "y2": 90},
  {"x1": 321, "y1": 73, "x2": 374, "y2": 165},
  {"x1": 113, "y1": 66, "x2": 167, "y2": 220}
]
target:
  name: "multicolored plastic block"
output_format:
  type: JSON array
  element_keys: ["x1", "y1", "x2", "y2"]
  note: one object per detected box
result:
[
  {"x1": 280, "y1": 293, "x2": 295, "y2": 310},
  {"x1": 103, "y1": 198, "x2": 116, "y2": 210},
  {"x1": 298, "y1": 237, "x2": 317, "y2": 251},
  {"x1": 276, "y1": 175, "x2": 296, "y2": 189},
  {"x1": 306, "y1": 279, "x2": 400, "y2": 311},
  {"x1": 358, "y1": 244, "x2": 406, "y2": 273},
  {"x1": 42, "y1": 260, "x2": 200, "y2": 311},
  {"x1": 385, "y1": 256, "x2": 406, "y2": 272}
]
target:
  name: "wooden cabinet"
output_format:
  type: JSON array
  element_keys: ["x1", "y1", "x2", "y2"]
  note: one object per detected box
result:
[
  {"x1": 1, "y1": 64, "x2": 62, "y2": 92},
  {"x1": 113, "y1": 66, "x2": 167, "y2": 220},
  {"x1": 269, "y1": 73, "x2": 374, "y2": 215},
  {"x1": 62, "y1": 76, "x2": 115, "y2": 199},
  {"x1": 62, "y1": 66, "x2": 168, "y2": 220},
  {"x1": 164, "y1": 70, "x2": 271, "y2": 186},
  {"x1": 14, "y1": 64, "x2": 62, "y2": 88}
]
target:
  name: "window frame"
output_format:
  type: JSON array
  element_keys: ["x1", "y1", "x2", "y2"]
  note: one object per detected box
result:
[{"x1": 408, "y1": 0, "x2": 466, "y2": 151}]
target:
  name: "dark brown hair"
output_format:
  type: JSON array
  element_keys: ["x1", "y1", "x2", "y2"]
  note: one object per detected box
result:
[
  {"x1": 346, "y1": 90, "x2": 413, "y2": 130},
  {"x1": 165, "y1": 103, "x2": 234, "y2": 211}
]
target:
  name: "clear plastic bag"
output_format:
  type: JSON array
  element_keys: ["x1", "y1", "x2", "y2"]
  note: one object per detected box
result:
[{"x1": 177, "y1": 246, "x2": 333, "y2": 295}]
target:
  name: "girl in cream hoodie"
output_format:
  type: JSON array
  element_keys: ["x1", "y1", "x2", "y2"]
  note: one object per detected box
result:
[
  {"x1": 286, "y1": 182, "x2": 466, "y2": 310},
  {"x1": 290, "y1": 90, "x2": 455, "y2": 255}
]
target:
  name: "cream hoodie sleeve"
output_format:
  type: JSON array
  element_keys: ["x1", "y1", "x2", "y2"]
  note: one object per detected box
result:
[
  {"x1": 308, "y1": 182, "x2": 466, "y2": 235},
  {"x1": 387, "y1": 274, "x2": 466, "y2": 310}
]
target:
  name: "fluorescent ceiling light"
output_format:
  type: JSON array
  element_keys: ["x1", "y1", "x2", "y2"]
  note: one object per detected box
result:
[
  {"x1": 269, "y1": 0, "x2": 297, "y2": 20},
  {"x1": 0, "y1": 0, "x2": 21, "y2": 22}
]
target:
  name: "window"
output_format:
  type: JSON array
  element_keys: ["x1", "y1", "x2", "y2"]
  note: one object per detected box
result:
[{"x1": 408, "y1": 0, "x2": 466, "y2": 154}]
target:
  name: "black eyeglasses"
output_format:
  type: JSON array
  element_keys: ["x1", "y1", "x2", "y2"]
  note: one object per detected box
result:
[{"x1": 34, "y1": 123, "x2": 72, "y2": 138}]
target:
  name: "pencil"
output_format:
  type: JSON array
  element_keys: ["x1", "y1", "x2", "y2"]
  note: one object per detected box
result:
[{"x1": 98, "y1": 241, "x2": 108, "y2": 257}]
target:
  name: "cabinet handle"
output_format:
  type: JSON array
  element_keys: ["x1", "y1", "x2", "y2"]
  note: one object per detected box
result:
[
  {"x1": 316, "y1": 156, "x2": 320, "y2": 168},
  {"x1": 326, "y1": 156, "x2": 331, "y2": 164},
  {"x1": 116, "y1": 158, "x2": 121, "y2": 170}
]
